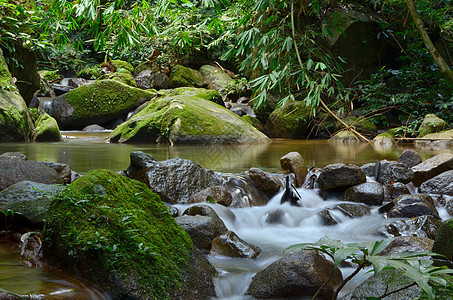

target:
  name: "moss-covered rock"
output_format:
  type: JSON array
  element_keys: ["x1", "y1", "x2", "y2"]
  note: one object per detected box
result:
[
  {"x1": 242, "y1": 115, "x2": 264, "y2": 131},
  {"x1": 32, "y1": 113, "x2": 62, "y2": 142},
  {"x1": 134, "y1": 61, "x2": 155, "y2": 75},
  {"x1": 432, "y1": 218, "x2": 453, "y2": 261},
  {"x1": 330, "y1": 130, "x2": 362, "y2": 143},
  {"x1": 372, "y1": 132, "x2": 395, "y2": 145},
  {"x1": 0, "y1": 48, "x2": 34, "y2": 142},
  {"x1": 159, "y1": 87, "x2": 223, "y2": 106},
  {"x1": 43, "y1": 79, "x2": 156, "y2": 129},
  {"x1": 418, "y1": 114, "x2": 451, "y2": 137},
  {"x1": 415, "y1": 129, "x2": 453, "y2": 149},
  {"x1": 337, "y1": 116, "x2": 377, "y2": 136},
  {"x1": 77, "y1": 66, "x2": 103, "y2": 80},
  {"x1": 199, "y1": 65, "x2": 233, "y2": 95},
  {"x1": 170, "y1": 65, "x2": 206, "y2": 88},
  {"x1": 39, "y1": 70, "x2": 62, "y2": 83},
  {"x1": 264, "y1": 101, "x2": 311, "y2": 138},
  {"x1": 109, "y1": 89, "x2": 270, "y2": 145},
  {"x1": 43, "y1": 169, "x2": 197, "y2": 299},
  {"x1": 98, "y1": 71, "x2": 137, "y2": 87},
  {"x1": 110, "y1": 60, "x2": 134, "y2": 73}
]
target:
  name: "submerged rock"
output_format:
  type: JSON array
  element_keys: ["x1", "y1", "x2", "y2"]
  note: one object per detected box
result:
[
  {"x1": 109, "y1": 88, "x2": 270, "y2": 145},
  {"x1": 330, "y1": 130, "x2": 362, "y2": 143},
  {"x1": 32, "y1": 113, "x2": 62, "y2": 142},
  {"x1": 246, "y1": 250, "x2": 343, "y2": 299},
  {"x1": 43, "y1": 169, "x2": 215, "y2": 299},
  {"x1": 317, "y1": 163, "x2": 366, "y2": 190},
  {"x1": 210, "y1": 231, "x2": 261, "y2": 258},
  {"x1": 43, "y1": 79, "x2": 156, "y2": 129},
  {"x1": 412, "y1": 153, "x2": 453, "y2": 186}
]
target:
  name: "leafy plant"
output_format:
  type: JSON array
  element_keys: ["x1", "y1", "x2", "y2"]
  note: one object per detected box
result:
[{"x1": 285, "y1": 236, "x2": 453, "y2": 300}]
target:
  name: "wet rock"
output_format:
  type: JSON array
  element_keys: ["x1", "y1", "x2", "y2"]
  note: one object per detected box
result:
[
  {"x1": 388, "y1": 194, "x2": 439, "y2": 219},
  {"x1": 0, "y1": 156, "x2": 63, "y2": 191},
  {"x1": 361, "y1": 160, "x2": 414, "y2": 185},
  {"x1": 170, "y1": 65, "x2": 206, "y2": 88},
  {"x1": 82, "y1": 124, "x2": 106, "y2": 131},
  {"x1": 398, "y1": 149, "x2": 422, "y2": 167},
  {"x1": 343, "y1": 182, "x2": 384, "y2": 206},
  {"x1": 38, "y1": 161, "x2": 80, "y2": 184},
  {"x1": 263, "y1": 208, "x2": 286, "y2": 224},
  {"x1": 176, "y1": 205, "x2": 227, "y2": 251},
  {"x1": 199, "y1": 65, "x2": 233, "y2": 95},
  {"x1": 419, "y1": 170, "x2": 453, "y2": 196},
  {"x1": 50, "y1": 83, "x2": 74, "y2": 96},
  {"x1": 248, "y1": 167, "x2": 281, "y2": 198},
  {"x1": 32, "y1": 113, "x2": 62, "y2": 142},
  {"x1": 317, "y1": 163, "x2": 366, "y2": 190},
  {"x1": 448, "y1": 199, "x2": 453, "y2": 216},
  {"x1": 135, "y1": 70, "x2": 170, "y2": 90},
  {"x1": 432, "y1": 218, "x2": 453, "y2": 260},
  {"x1": 379, "y1": 236, "x2": 434, "y2": 256},
  {"x1": 67, "y1": 77, "x2": 94, "y2": 88},
  {"x1": 165, "y1": 204, "x2": 179, "y2": 217},
  {"x1": 334, "y1": 203, "x2": 371, "y2": 218},
  {"x1": 210, "y1": 231, "x2": 261, "y2": 258},
  {"x1": 383, "y1": 215, "x2": 442, "y2": 240},
  {"x1": 280, "y1": 152, "x2": 308, "y2": 187},
  {"x1": 19, "y1": 232, "x2": 46, "y2": 267},
  {"x1": 0, "y1": 181, "x2": 65, "y2": 228},
  {"x1": 246, "y1": 250, "x2": 343, "y2": 300},
  {"x1": 417, "y1": 114, "x2": 451, "y2": 137},
  {"x1": 318, "y1": 209, "x2": 338, "y2": 226},
  {"x1": 189, "y1": 186, "x2": 233, "y2": 206},
  {"x1": 223, "y1": 175, "x2": 269, "y2": 207},
  {"x1": 126, "y1": 152, "x2": 223, "y2": 204},
  {"x1": 264, "y1": 101, "x2": 311, "y2": 138},
  {"x1": 385, "y1": 182, "x2": 410, "y2": 202},
  {"x1": 411, "y1": 153, "x2": 453, "y2": 186},
  {"x1": 415, "y1": 129, "x2": 453, "y2": 149}
]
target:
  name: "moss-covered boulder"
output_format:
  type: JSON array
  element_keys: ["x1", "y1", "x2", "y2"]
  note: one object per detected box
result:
[
  {"x1": 43, "y1": 79, "x2": 156, "y2": 129},
  {"x1": 39, "y1": 70, "x2": 62, "y2": 83},
  {"x1": 77, "y1": 65, "x2": 103, "y2": 80},
  {"x1": 170, "y1": 65, "x2": 206, "y2": 88},
  {"x1": 159, "y1": 87, "x2": 223, "y2": 106},
  {"x1": 372, "y1": 132, "x2": 395, "y2": 146},
  {"x1": 109, "y1": 88, "x2": 270, "y2": 144},
  {"x1": 338, "y1": 116, "x2": 377, "y2": 136},
  {"x1": 242, "y1": 115, "x2": 264, "y2": 131},
  {"x1": 432, "y1": 218, "x2": 453, "y2": 261},
  {"x1": 32, "y1": 113, "x2": 62, "y2": 142},
  {"x1": 418, "y1": 114, "x2": 451, "y2": 137},
  {"x1": 110, "y1": 60, "x2": 134, "y2": 73},
  {"x1": 43, "y1": 169, "x2": 215, "y2": 299},
  {"x1": 330, "y1": 130, "x2": 361, "y2": 143},
  {"x1": 199, "y1": 65, "x2": 233, "y2": 95},
  {"x1": 0, "y1": 48, "x2": 34, "y2": 142},
  {"x1": 98, "y1": 71, "x2": 137, "y2": 87},
  {"x1": 264, "y1": 101, "x2": 311, "y2": 138}
]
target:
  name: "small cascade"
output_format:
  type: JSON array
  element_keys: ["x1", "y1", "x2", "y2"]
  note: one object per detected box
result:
[
  {"x1": 222, "y1": 174, "x2": 275, "y2": 207},
  {"x1": 38, "y1": 97, "x2": 54, "y2": 113}
]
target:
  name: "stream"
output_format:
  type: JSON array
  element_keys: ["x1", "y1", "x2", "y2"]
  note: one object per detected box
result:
[{"x1": 0, "y1": 132, "x2": 451, "y2": 299}]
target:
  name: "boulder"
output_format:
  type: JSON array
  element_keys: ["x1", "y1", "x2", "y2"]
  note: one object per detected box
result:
[
  {"x1": 388, "y1": 194, "x2": 439, "y2": 219},
  {"x1": 398, "y1": 149, "x2": 422, "y2": 167},
  {"x1": 247, "y1": 167, "x2": 281, "y2": 198},
  {"x1": 330, "y1": 130, "x2": 361, "y2": 143},
  {"x1": 43, "y1": 169, "x2": 215, "y2": 299},
  {"x1": 280, "y1": 152, "x2": 308, "y2": 187},
  {"x1": 0, "y1": 181, "x2": 65, "y2": 227},
  {"x1": 170, "y1": 65, "x2": 206, "y2": 88},
  {"x1": 109, "y1": 89, "x2": 270, "y2": 145},
  {"x1": 317, "y1": 163, "x2": 366, "y2": 190},
  {"x1": 125, "y1": 151, "x2": 223, "y2": 204},
  {"x1": 135, "y1": 70, "x2": 170, "y2": 90},
  {"x1": 417, "y1": 114, "x2": 451, "y2": 137},
  {"x1": 241, "y1": 115, "x2": 264, "y2": 131},
  {"x1": 343, "y1": 182, "x2": 384, "y2": 206},
  {"x1": 432, "y1": 218, "x2": 453, "y2": 260},
  {"x1": 32, "y1": 113, "x2": 62, "y2": 142},
  {"x1": 418, "y1": 170, "x2": 453, "y2": 196},
  {"x1": 77, "y1": 66, "x2": 103, "y2": 80},
  {"x1": 189, "y1": 186, "x2": 233, "y2": 206},
  {"x1": 318, "y1": 209, "x2": 338, "y2": 225},
  {"x1": 159, "y1": 87, "x2": 224, "y2": 106},
  {"x1": 0, "y1": 156, "x2": 63, "y2": 191},
  {"x1": 50, "y1": 83, "x2": 74, "y2": 96},
  {"x1": 379, "y1": 236, "x2": 434, "y2": 256},
  {"x1": 383, "y1": 215, "x2": 442, "y2": 240},
  {"x1": 67, "y1": 77, "x2": 94, "y2": 88},
  {"x1": 38, "y1": 161, "x2": 80, "y2": 184},
  {"x1": 264, "y1": 101, "x2": 311, "y2": 138},
  {"x1": 99, "y1": 72, "x2": 137, "y2": 87},
  {"x1": 176, "y1": 205, "x2": 227, "y2": 251},
  {"x1": 110, "y1": 60, "x2": 134, "y2": 73},
  {"x1": 415, "y1": 129, "x2": 453, "y2": 149},
  {"x1": 199, "y1": 65, "x2": 233, "y2": 95},
  {"x1": 43, "y1": 79, "x2": 156, "y2": 129},
  {"x1": 336, "y1": 116, "x2": 377, "y2": 136},
  {"x1": 411, "y1": 153, "x2": 453, "y2": 186},
  {"x1": 333, "y1": 203, "x2": 371, "y2": 218},
  {"x1": 371, "y1": 132, "x2": 395, "y2": 146},
  {"x1": 246, "y1": 250, "x2": 343, "y2": 299},
  {"x1": 361, "y1": 160, "x2": 414, "y2": 185},
  {"x1": 82, "y1": 124, "x2": 106, "y2": 131},
  {"x1": 385, "y1": 182, "x2": 410, "y2": 203},
  {"x1": 210, "y1": 231, "x2": 261, "y2": 258},
  {"x1": 0, "y1": 48, "x2": 33, "y2": 142}
]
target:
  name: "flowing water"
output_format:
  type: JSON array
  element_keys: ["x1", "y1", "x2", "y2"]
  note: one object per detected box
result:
[{"x1": 0, "y1": 132, "x2": 451, "y2": 299}]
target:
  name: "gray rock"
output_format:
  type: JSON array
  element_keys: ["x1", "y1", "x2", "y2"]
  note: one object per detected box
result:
[
  {"x1": 135, "y1": 70, "x2": 170, "y2": 90},
  {"x1": 383, "y1": 215, "x2": 442, "y2": 240},
  {"x1": 379, "y1": 236, "x2": 433, "y2": 256},
  {"x1": 334, "y1": 203, "x2": 371, "y2": 218},
  {"x1": 385, "y1": 182, "x2": 410, "y2": 202},
  {"x1": 38, "y1": 161, "x2": 80, "y2": 184},
  {"x1": 82, "y1": 124, "x2": 106, "y2": 131},
  {"x1": 126, "y1": 151, "x2": 223, "y2": 204},
  {"x1": 246, "y1": 250, "x2": 343, "y2": 300},
  {"x1": 263, "y1": 208, "x2": 287, "y2": 224},
  {"x1": 388, "y1": 194, "x2": 439, "y2": 219},
  {"x1": 411, "y1": 153, "x2": 453, "y2": 186},
  {"x1": 248, "y1": 167, "x2": 281, "y2": 198},
  {"x1": 343, "y1": 182, "x2": 384, "y2": 206},
  {"x1": 67, "y1": 77, "x2": 94, "y2": 88},
  {"x1": 419, "y1": 170, "x2": 453, "y2": 196},
  {"x1": 0, "y1": 156, "x2": 63, "y2": 191},
  {"x1": 361, "y1": 160, "x2": 414, "y2": 185},
  {"x1": 210, "y1": 231, "x2": 261, "y2": 258},
  {"x1": 0, "y1": 152, "x2": 27, "y2": 160},
  {"x1": 398, "y1": 149, "x2": 422, "y2": 167},
  {"x1": 318, "y1": 209, "x2": 338, "y2": 226},
  {"x1": 317, "y1": 163, "x2": 366, "y2": 190},
  {"x1": 0, "y1": 181, "x2": 64, "y2": 227},
  {"x1": 189, "y1": 186, "x2": 233, "y2": 206},
  {"x1": 280, "y1": 152, "x2": 308, "y2": 187}
]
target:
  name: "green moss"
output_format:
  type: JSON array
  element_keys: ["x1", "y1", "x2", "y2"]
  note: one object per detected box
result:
[
  {"x1": 432, "y1": 218, "x2": 453, "y2": 260},
  {"x1": 134, "y1": 62, "x2": 154, "y2": 75},
  {"x1": 265, "y1": 101, "x2": 311, "y2": 138},
  {"x1": 98, "y1": 72, "x2": 137, "y2": 87},
  {"x1": 418, "y1": 114, "x2": 451, "y2": 137},
  {"x1": 160, "y1": 87, "x2": 222, "y2": 105},
  {"x1": 33, "y1": 113, "x2": 62, "y2": 142},
  {"x1": 242, "y1": 115, "x2": 264, "y2": 130},
  {"x1": 44, "y1": 169, "x2": 193, "y2": 299},
  {"x1": 40, "y1": 70, "x2": 62, "y2": 83},
  {"x1": 28, "y1": 108, "x2": 40, "y2": 123},
  {"x1": 170, "y1": 65, "x2": 205, "y2": 88},
  {"x1": 64, "y1": 79, "x2": 155, "y2": 121},
  {"x1": 110, "y1": 60, "x2": 134, "y2": 73},
  {"x1": 77, "y1": 66, "x2": 103, "y2": 80}
]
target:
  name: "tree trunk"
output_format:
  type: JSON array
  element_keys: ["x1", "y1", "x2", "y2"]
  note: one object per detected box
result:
[{"x1": 406, "y1": 0, "x2": 453, "y2": 84}]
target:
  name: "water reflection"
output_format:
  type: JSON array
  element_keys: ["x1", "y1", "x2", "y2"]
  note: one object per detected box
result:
[{"x1": 0, "y1": 132, "x2": 449, "y2": 173}]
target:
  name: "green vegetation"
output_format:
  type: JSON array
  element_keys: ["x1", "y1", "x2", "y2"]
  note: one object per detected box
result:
[{"x1": 44, "y1": 169, "x2": 193, "y2": 299}]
